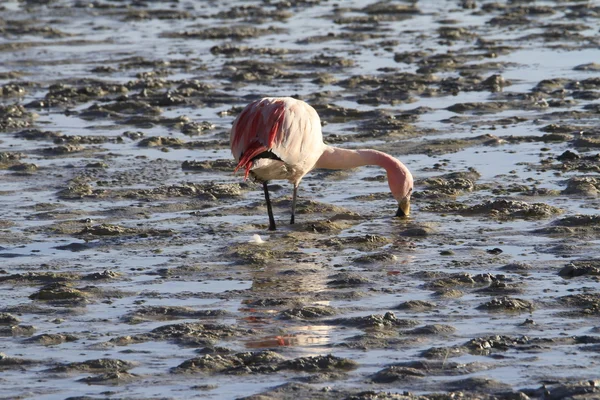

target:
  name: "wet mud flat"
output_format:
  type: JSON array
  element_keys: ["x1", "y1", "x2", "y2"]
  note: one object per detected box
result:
[{"x1": 1, "y1": 0, "x2": 600, "y2": 399}]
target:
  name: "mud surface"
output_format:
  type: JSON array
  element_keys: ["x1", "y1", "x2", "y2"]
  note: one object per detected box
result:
[{"x1": 1, "y1": 0, "x2": 600, "y2": 399}]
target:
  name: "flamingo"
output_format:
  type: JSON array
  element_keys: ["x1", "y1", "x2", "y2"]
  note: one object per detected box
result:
[{"x1": 230, "y1": 97, "x2": 413, "y2": 231}]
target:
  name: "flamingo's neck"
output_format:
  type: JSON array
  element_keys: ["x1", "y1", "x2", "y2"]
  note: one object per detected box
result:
[
  {"x1": 314, "y1": 146, "x2": 413, "y2": 202},
  {"x1": 315, "y1": 146, "x2": 400, "y2": 174}
]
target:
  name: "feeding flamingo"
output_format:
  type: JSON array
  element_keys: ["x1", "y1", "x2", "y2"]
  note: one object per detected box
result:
[{"x1": 230, "y1": 97, "x2": 413, "y2": 231}]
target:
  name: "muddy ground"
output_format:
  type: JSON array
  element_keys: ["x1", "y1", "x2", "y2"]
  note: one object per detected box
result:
[{"x1": 1, "y1": 0, "x2": 600, "y2": 399}]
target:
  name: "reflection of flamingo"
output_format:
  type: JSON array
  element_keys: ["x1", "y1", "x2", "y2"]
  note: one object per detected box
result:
[
  {"x1": 241, "y1": 262, "x2": 333, "y2": 351},
  {"x1": 231, "y1": 97, "x2": 413, "y2": 230}
]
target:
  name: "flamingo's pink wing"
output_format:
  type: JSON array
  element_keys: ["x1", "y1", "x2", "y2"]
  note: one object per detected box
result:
[
  {"x1": 230, "y1": 97, "x2": 323, "y2": 180},
  {"x1": 230, "y1": 98, "x2": 286, "y2": 179}
]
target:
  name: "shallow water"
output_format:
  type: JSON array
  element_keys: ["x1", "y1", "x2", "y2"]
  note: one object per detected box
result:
[{"x1": 2, "y1": 0, "x2": 600, "y2": 399}]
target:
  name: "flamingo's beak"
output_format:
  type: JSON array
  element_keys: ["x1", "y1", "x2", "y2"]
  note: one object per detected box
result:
[{"x1": 396, "y1": 197, "x2": 410, "y2": 217}]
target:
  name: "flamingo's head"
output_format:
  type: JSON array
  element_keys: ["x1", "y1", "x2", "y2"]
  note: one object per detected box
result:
[{"x1": 389, "y1": 164, "x2": 413, "y2": 218}]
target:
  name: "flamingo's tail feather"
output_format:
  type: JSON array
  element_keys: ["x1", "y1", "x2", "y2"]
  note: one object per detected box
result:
[{"x1": 234, "y1": 142, "x2": 269, "y2": 180}]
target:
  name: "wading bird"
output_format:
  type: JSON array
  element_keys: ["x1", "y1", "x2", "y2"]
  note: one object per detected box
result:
[{"x1": 230, "y1": 97, "x2": 413, "y2": 230}]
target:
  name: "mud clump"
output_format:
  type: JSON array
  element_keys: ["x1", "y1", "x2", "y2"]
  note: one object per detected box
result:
[
  {"x1": 0, "y1": 272, "x2": 79, "y2": 284},
  {"x1": 25, "y1": 333, "x2": 78, "y2": 346},
  {"x1": 0, "y1": 313, "x2": 21, "y2": 325},
  {"x1": 83, "y1": 270, "x2": 121, "y2": 281},
  {"x1": 420, "y1": 176, "x2": 477, "y2": 198},
  {"x1": 174, "y1": 352, "x2": 356, "y2": 375},
  {"x1": 117, "y1": 322, "x2": 254, "y2": 347},
  {"x1": 49, "y1": 358, "x2": 136, "y2": 373},
  {"x1": 42, "y1": 144, "x2": 85, "y2": 155},
  {"x1": 149, "y1": 182, "x2": 242, "y2": 199},
  {"x1": 406, "y1": 324, "x2": 456, "y2": 335},
  {"x1": 395, "y1": 300, "x2": 437, "y2": 312},
  {"x1": 79, "y1": 223, "x2": 134, "y2": 236},
  {"x1": 78, "y1": 371, "x2": 139, "y2": 385},
  {"x1": 372, "y1": 360, "x2": 490, "y2": 385},
  {"x1": 422, "y1": 272, "x2": 477, "y2": 289},
  {"x1": 327, "y1": 272, "x2": 372, "y2": 287},
  {"x1": 352, "y1": 252, "x2": 397, "y2": 264},
  {"x1": 0, "y1": 104, "x2": 36, "y2": 130},
  {"x1": 476, "y1": 280, "x2": 524, "y2": 295},
  {"x1": 210, "y1": 44, "x2": 289, "y2": 57},
  {"x1": 499, "y1": 262, "x2": 532, "y2": 272},
  {"x1": 559, "y1": 294, "x2": 600, "y2": 315},
  {"x1": 279, "y1": 354, "x2": 358, "y2": 373},
  {"x1": 330, "y1": 312, "x2": 417, "y2": 330},
  {"x1": 447, "y1": 102, "x2": 507, "y2": 114},
  {"x1": 29, "y1": 283, "x2": 88, "y2": 302},
  {"x1": 126, "y1": 306, "x2": 231, "y2": 322},
  {"x1": 445, "y1": 377, "x2": 513, "y2": 394},
  {"x1": 421, "y1": 346, "x2": 466, "y2": 360},
  {"x1": 162, "y1": 26, "x2": 285, "y2": 40},
  {"x1": 523, "y1": 379, "x2": 600, "y2": 399},
  {"x1": 8, "y1": 162, "x2": 38, "y2": 173},
  {"x1": 0, "y1": 324, "x2": 36, "y2": 337},
  {"x1": 0, "y1": 353, "x2": 39, "y2": 369},
  {"x1": 138, "y1": 136, "x2": 185, "y2": 147},
  {"x1": 174, "y1": 350, "x2": 284, "y2": 374},
  {"x1": 182, "y1": 159, "x2": 236, "y2": 172},
  {"x1": 399, "y1": 224, "x2": 436, "y2": 237},
  {"x1": 0, "y1": 152, "x2": 23, "y2": 169},
  {"x1": 466, "y1": 335, "x2": 531, "y2": 355},
  {"x1": 422, "y1": 199, "x2": 562, "y2": 219},
  {"x1": 103, "y1": 182, "x2": 242, "y2": 202},
  {"x1": 424, "y1": 335, "x2": 534, "y2": 359},
  {"x1": 562, "y1": 177, "x2": 600, "y2": 196},
  {"x1": 229, "y1": 243, "x2": 284, "y2": 265},
  {"x1": 477, "y1": 296, "x2": 534, "y2": 312},
  {"x1": 559, "y1": 261, "x2": 600, "y2": 278},
  {"x1": 295, "y1": 220, "x2": 348, "y2": 234},
  {"x1": 322, "y1": 234, "x2": 391, "y2": 252},
  {"x1": 538, "y1": 214, "x2": 600, "y2": 236},
  {"x1": 370, "y1": 366, "x2": 425, "y2": 383},
  {"x1": 57, "y1": 179, "x2": 98, "y2": 199},
  {"x1": 554, "y1": 214, "x2": 600, "y2": 227},
  {"x1": 279, "y1": 305, "x2": 338, "y2": 320}
]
